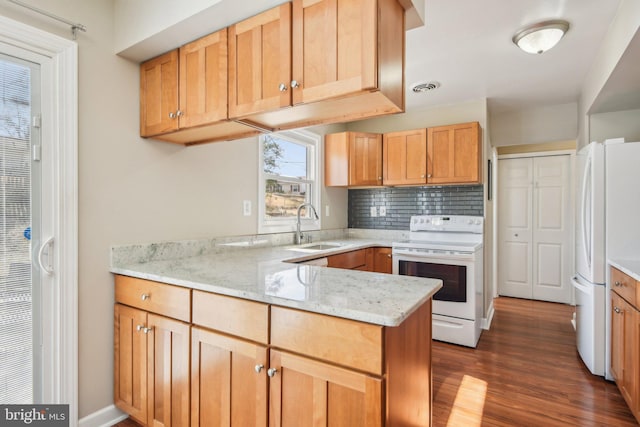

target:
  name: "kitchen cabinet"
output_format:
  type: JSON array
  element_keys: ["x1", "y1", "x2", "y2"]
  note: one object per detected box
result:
[
  {"x1": 370, "y1": 247, "x2": 392, "y2": 273},
  {"x1": 325, "y1": 132, "x2": 382, "y2": 187},
  {"x1": 327, "y1": 249, "x2": 368, "y2": 270},
  {"x1": 427, "y1": 121, "x2": 481, "y2": 184},
  {"x1": 114, "y1": 276, "x2": 191, "y2": 427},
  {"x1": 610, "y1": 266, "x2": 640, "y2": 422},
  {"x1": 140, "y1": 30, "x2": 259, "y2": 145},
  {"x1": 231, "y1": 0, "x2": 404, "y2": 131},
  {"x1": 383, "y1": 128, "x2": 427, "y2": 185}
]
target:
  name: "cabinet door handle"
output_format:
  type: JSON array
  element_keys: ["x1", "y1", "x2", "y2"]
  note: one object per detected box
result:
[
  {"x1": 427, "y1": 174, "x2": 432, "y2": 178},
  {"x1": 254, "y1": 364, "x2": 264, "y2": 374},
  {"x1": 387, "y1": 253, "x2": 392, "y2": 258},
  {"x1": 278, "y1": 83, "x2": 288, "y2": 92},
  {"x1": 614, "y1": 281, "x2": 622, "y2": 287},
  {"x1": 290, "y1": 80, "x2": 301, "y2": 89},
  {"x1": 267, "y1": 368, "x2": 278, "y2": 377},
  {"x1": 169, "y1": 112, "x2": 176, "y2": 119},
  {"x1": 141, "y1": 293, "x2": 150, "y2": 301},
  {"x1": 614, "y1": 306, "x2": 621, "y2": 314},
  {"x1": 421, "y1": 174, "x2": 425, "y2": 178},
  {"x1": 143, "y1": 327, "x2": 153, "y2": 334},
  {"x1": 136, "y1": 324, "x2": 144, "y2": 332}
]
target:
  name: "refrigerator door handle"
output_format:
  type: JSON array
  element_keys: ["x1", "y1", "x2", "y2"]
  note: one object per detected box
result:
[{"x1": 581, "y1": 154, "x2": 592, "y2": 270}]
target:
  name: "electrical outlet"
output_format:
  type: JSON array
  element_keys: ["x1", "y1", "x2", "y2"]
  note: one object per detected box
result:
[
  {"x1": 379, "y1": 206, "x2": 386, "y2": 216},
  {"x1": 243, "y1": 200, "x2": 251, "y2": 216},
  {"x1": 370, "y1": 206, "x2": 377, "y2": 217}
]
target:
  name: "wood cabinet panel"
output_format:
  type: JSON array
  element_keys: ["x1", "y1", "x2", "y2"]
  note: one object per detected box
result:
[
  {"x1": 383, "y1": 129, "x2": 427, "y2": 185},
  {"x1": 114, "y1": 304, "x2": 148, "y2": 425},
  {"x1": 192, "y1": 290, "x2": 269, "y2": 344},
  {"x1": 140, "y1": 50, "x2": 179, "y2": 137},
  {"x1": 325, "y1": 132, "x2": 382, "y2": 187},
  {"x1": 228, "y1": 3, "x2": 291, "y2": 118},
  {"x1": 611, "y1": 266, "x2": 638, "y2": 307},
  {"x1": 371, "y1": 247, "x2": 392, "y2": 274},
  {"x1": 327, "y1": 248, "x2": 368, "y2": 270},
  {"x1": 115, "y1": 275, "x2": 191, "y2": 322},
  {"x1": 191, "y1": 326, "x2": 268, "y2": 427},
  {"x1": 271, "y1": 306, "x2": 383, "y2": 375},
  {"x1": 427, "y1": 121, "x2": 481, "y2": 184},
  {"x1": 179, "y1": 30, "x2": 228, "y2": 128},
  {"x1": 269, "y1": 350, "x2": 382, "y2": 427},
  {"x1": 147, "y1": 314, "x2": 190, "y2": 427}
]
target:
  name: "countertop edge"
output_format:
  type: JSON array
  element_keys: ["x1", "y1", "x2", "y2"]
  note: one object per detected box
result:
[{"x1": 608, "y1": 258, "x2": 640, "y2": 282}]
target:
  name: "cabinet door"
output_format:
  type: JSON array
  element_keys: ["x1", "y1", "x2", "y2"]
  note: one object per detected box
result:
[
  {"x1": 269, "y1": 350, "x2": 382, "y2": 427},
  {"x1": 327, "y1": 249, "x2": 367, "y2": 270},
  {"x1": 372, "y1": 247, "x2": 392, "y2": 274},
  {"x1": 350, "y1": 133, "x2": 382, "y2": 186},
  {"x1": 291, "y1": 0, "x2": 376, "y2": 105},
  {"x1": 383, "y1": 129, "x2": 427, "y2": 185},
  {"x1": 228, "y1": 3, "x2": 291, "y2": 118},
  {"x1": 191, "y1": 327, "x2": 268, "y2": 427},
  {"x1": 179, "y1": 29, "x2": 228, "y2": 128},
  {"x1": 114, "y1": 304, "x2": 148, "y2": 425},
  {"x1": 611, "y1": 292, "x2": 635, "y2": 406},
  {"x1": 427, "y1": 122, "x2": 480, "y2": 184},
  {"x1": 147, "y1": 314, "x2": 191, "y2": 427},
  {"x1": 140, "y1": 50, "x2": 179, "y2": 137}
]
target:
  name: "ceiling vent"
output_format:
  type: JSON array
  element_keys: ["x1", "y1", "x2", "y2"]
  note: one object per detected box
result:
[{"x1": 411, "y1": 81, "x2": 440, "y2": 93}]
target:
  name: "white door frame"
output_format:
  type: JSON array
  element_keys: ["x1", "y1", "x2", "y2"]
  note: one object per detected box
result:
[{"x1": 0, "y1": 15, "x2": 78, "y2": 425}]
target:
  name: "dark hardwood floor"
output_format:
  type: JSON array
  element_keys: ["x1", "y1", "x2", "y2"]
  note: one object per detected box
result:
[
  {"x1": 432, "y1": 297, "x2": 637, "y2": 426},
  {"x1": 113, "y1": 297, "x2": 637, "y2": 426}
]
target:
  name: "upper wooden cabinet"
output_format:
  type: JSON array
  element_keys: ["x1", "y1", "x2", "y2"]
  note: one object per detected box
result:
[
  {"x1": 383, "y1": 128, "x2": 427, "y2": 185},
  {"x1": 140, "y1": 30, "x2": 259, "y2": 145},
  {"x1": 231, "y1": 0, "x2": 405, "y2": 131},
  {"x1": 325, "y1": 132, "x2": 382, "y2": 187},
  {"x1": 228, "y1": 3, "x2": 292, "y2": 118},
  {"x1": 427, "y1": 121, "x2": 481, "y2": 184}
]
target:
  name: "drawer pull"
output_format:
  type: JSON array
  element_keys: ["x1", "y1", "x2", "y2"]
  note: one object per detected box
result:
[
  {"x1": 142, "y1": 327, "x2": 153, "y2": 334},
  {"x1": 614, "y1": 306, "x2": 621, "y2": 314},
  {"x1": 136, "y1": 324, "x2": 144, "y2": 332},
  {"x1": 267, "y1": 368, "x2": 278, "y2": 378},
  {"x1": 614, "y1": 281, "x2": 622, "y2": 287},
  {"x1": 254, "y1": 364, "x2": 264, "y2": 374},
  {"x1": 141, "y1": 293, "x2": 150, "y2": 301}
]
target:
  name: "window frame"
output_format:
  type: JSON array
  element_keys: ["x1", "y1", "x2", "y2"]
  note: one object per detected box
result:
[{"x1": 258, "y1": 129, "x2": 321, "y2": 235}]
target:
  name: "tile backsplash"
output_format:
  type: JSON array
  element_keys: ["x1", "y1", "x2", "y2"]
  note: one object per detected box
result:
[{"x1": 348, "y1": 185, "x2": 484, "y2": 230}]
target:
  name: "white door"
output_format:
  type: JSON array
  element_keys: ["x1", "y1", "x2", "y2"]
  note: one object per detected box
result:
[
  {"x1": 532, "y1": 155, "x2": 571, "y2": 302},
  {"x1": 498, "y1": 158, "x2": 533, "y2": 298},
  {"x1": 498, "y1": 155, "x2": 572, "y2": 303}
]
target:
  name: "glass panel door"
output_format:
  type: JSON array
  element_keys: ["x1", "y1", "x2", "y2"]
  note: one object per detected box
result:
[{"x1": 0, "y1": 54, "x2": 41, "y2": 403}]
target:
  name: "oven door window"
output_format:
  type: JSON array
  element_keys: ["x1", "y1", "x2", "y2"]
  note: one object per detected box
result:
[{"x1": 398, "y1": 261, "x2": 467, "y2": 302}]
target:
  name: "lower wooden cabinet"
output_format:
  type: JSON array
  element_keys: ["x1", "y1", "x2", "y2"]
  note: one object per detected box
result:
[
  {"x1": 370, "y1": 247, "x2": 392, "y2": 273},
  {"x1": 269, "y1": 350, "x2": 382, "y2": 427},
  {"x1": 114, "y1": 304, "x2": 191, "y2": 426},
  {"x1": 191, "y1": 326, "x2": 268, "y2": 426},
  {"x1": 326, "y1": 247, "x2": 392, "y2": 273},
  {"x1": 610, "y1": 266, "x2": 640, "y2": 422}
]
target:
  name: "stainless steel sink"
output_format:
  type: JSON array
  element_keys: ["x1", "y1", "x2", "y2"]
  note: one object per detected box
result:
[
  {"x1": 302, "y1": 244, "x2": 342, "y2": 251},
  {"x1": 285, "y1": 242, "x2": 348, "y2": 253}
]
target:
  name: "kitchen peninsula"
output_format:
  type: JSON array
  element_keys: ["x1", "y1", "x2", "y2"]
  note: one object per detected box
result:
[{"x1": 110, "y1": 237, "x2": 441, "y2": 426}]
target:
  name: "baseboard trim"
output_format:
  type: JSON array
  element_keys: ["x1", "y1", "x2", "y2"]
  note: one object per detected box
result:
[
  {"x1": 482, "y1": 301, "x2": 495, "y2": 330},
  {"x1": 78, "y1": 404, "x2": 128, "y2": 427}
]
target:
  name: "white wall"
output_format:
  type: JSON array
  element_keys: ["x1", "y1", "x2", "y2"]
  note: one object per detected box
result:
[
  {"x1": 590, "y1": 108, "x2": 640, "y2": 143},
  {"x1": 490, "y1": 102, "x2": 577, "y2": 147},
  {"x1": 0, "y1": 0, "x2": 347, "y2": 418}
]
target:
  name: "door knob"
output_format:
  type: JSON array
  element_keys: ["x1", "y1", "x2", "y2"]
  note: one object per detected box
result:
[
  {"x1": 278, "y1": 83, "x2": 288, "y2": 92},
  {"x1": 290, "y1": 80, "x2": 301, "y2": 88},
  {"x1": 254, "y1": 364, "x2": 264, "y2": 373},
  {"x1": 267, "y1": 368, "x2": 278, "y2": 377}
]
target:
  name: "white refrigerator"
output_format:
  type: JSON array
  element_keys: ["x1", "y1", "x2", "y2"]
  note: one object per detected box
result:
[{"x1": 573, "y1": 139, "x2": 640, "y2": 378}]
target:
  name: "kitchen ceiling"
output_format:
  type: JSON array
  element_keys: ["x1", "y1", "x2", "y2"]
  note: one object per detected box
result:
[{"x1": 405, "y1": 0, "x2": 622, "y2": 114}]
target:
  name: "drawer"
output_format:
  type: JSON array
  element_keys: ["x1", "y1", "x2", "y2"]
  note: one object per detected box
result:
[
  {"x1": 271, "y1": 306, "x2": 383, "y2": 375},
  {"x1": 192, "y1": 291, "x2": 269, "y2": 344},
  {"x1": 611, "y1": 267, "x2": 638, "y2": 307},
  {"x1": 115, "y1": 275, "x2": 191, "y2": 322},
  {"x1": 327, "y1": 249, "x2": 367, "y2": 270}
]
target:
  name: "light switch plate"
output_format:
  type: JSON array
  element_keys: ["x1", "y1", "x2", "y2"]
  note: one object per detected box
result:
[
  {"x1": 370, "y1": 206, "x2": 377, "y2": 217},
  {"x1": 243, "y1": 200, "x2": 251, "y2": 216},
  {"x1": 379, "y1": 206, "x2": 386, "y2": 216}
]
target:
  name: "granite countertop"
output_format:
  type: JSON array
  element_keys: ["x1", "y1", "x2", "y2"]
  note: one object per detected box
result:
[
  {"x1": 609, "y1": 258, "x2": 640, "y2": 281},
  {"x1": 110, "y1": 237, "x2": 442, "y2": 327}
]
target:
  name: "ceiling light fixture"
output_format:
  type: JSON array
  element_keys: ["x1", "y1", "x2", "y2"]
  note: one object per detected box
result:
[
  {"x1": 512, "y1": 19, "x2": 570, "y2": 54},
  {"x1": 411, "y1": 81, "x2": 440, "y2": 93}
]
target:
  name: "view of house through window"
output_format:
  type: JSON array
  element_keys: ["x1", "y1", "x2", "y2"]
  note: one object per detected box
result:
[{"x1": 259, "y1": 130, "x2": 320, "y2": 233}]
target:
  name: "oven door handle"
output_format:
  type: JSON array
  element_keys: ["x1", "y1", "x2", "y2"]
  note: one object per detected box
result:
[{"x1": 392, "y1": 249, "x2": 474, "y2": 257}]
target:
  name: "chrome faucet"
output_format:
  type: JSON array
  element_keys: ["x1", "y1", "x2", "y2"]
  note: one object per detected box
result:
[{"x1": 295, "y1": 202, "x2": 319, "y2": 245}]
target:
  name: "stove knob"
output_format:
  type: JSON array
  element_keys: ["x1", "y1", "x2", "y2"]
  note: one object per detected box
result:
[
  {"x1": 467, "y1": 219, "x2": 473, "y2": 224},
  {"x1": 475, "y1": 219, "x2": 481, "y2": 225},
  {"x1": 425, "y1": 218, "x2": 431, "y2": 224}
]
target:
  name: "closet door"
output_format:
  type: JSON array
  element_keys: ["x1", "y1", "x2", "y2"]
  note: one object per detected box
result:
[{"x1": 498, "y1": 155, "x2": 572, "y2": 304}]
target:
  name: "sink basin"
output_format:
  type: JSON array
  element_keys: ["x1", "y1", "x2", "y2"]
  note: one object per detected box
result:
[{"x1": 302, "y1": 244, "x2": 342, "y2": 251}]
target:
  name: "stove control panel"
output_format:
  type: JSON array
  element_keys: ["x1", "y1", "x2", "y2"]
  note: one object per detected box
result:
[{"x1": 409, "y1": 215, "x2": 483, "y2": 233}]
